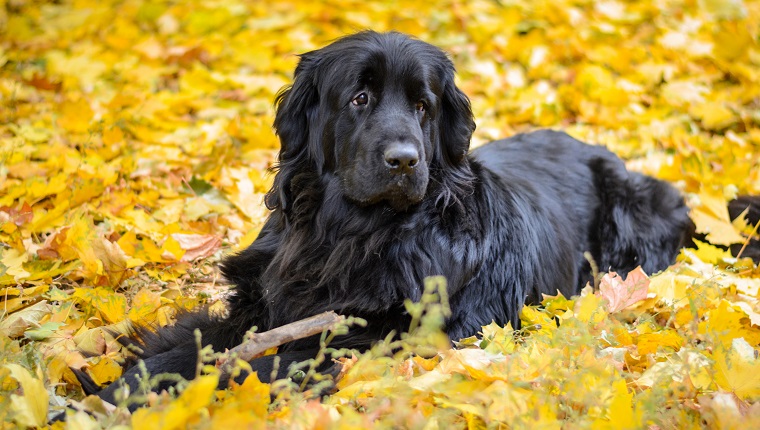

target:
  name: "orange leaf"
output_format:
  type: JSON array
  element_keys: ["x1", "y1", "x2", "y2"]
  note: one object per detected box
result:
[
  {"x1": 171, "y1": 233, "x2": 222, "y2": 262},
  {"x1": 598, "y1": 267, "x2": 650, "y2": 313}
]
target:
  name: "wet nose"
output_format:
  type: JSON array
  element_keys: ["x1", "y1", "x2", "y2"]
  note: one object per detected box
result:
[{"x1": 384, "y1": 143, "x2": 419, "y2": 174}]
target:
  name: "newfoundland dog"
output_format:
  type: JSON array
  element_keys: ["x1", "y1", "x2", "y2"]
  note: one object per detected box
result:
[{"x1": 89, "y1": 31, "x2": 759, "y2": 406}]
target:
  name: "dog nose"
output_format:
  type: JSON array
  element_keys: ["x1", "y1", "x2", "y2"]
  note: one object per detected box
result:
[{"x1": 384, "y1": 143, "x2": 419, "y2": 174}]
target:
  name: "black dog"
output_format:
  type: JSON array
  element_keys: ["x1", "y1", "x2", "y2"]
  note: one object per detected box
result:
[{"x1": 88, "y1": 31, "x2": 759, "y2": 407}]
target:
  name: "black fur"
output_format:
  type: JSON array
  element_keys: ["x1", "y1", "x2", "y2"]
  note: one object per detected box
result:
[{"x1": 89, "y1": 31, "x2": 760, "y2": 408}]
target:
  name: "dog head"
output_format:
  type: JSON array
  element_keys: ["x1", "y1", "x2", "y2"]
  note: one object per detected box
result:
[{"x1": 268, "y1": 31, "x2": 475, "y2": 213}]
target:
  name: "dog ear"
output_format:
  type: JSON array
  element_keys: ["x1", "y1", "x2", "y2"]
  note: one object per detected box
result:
[
  {"x1": 266, "y1": 54, "x2": 321, "y2": 212},
  {"x1": 438, "y1": 71, "x2": 475, "y2": 165}
]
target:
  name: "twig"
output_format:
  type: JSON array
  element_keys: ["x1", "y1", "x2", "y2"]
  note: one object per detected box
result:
[
  {"x1": 216, "y1": 311, "x2": 345, "y2": 373},
  {"x1": 735, "y1": 218, "x2": 760, "y2": 260}
]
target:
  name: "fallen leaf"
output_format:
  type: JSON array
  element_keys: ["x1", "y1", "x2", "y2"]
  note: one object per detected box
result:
[
  {"x1": 0, "y1": 301, "x2": 52, "y2": 338},
  {"x1": 131, "y1": 374, "x2": 219, "y2": 430},
  {"x1": 598, "y1": 267, "x2": 650, "y2": 313},
  {"x1": 171, "y1": 233, "x2": 222, "y2": 261},
  {"x1": 87, "y1": 356, "x2": 123, "y2": 386},
  {"x1": 1, "y1": 248, "x2": 31, "y2": 282},
  {"x1": 712, "y1": 338, "x2": 760, "y2": 400},
  {"x1": 4, "y1": 363, "x2": 49, "y2": 428},
  {"x1": 690, "y1": 187, "x2": 746, "y2": 246}
]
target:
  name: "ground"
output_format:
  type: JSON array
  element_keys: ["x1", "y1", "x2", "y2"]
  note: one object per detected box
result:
[{"x1": 1, "y1": 0, "x2": 760, "y2": 428}]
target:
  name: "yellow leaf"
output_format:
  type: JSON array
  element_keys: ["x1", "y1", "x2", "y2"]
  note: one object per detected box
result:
[
  {"x1": 712, "y1": 338, "x2": 760, "y2": 400},
  {"x1": 152, "y1": 199, "x2": 185, "y2": 225},
  {"x1": 73, "y1": 287, "x2": 127, "y2": 324},
  {"x1": 689, "y1": 103, "x2": 736, "y2": 130},
  {"x1": 132, "y1": 374, "x2": 219, "y2": 430},
  {"x1": 0, "y1": 248, "x2": 30, "y2": 282},
  {"x1": 519, "y1": 306, "x2": 555, "y2": 335},
  {"x1": 102, "y1": 126, "x2": 124, "y2": 146},
  {"x1": 732, "y1": 301, "x2": 760, "y2": 327},
  {"x1": 437, "y1": 348, "x2": 505, "y2": 376},
  {"x1": 635, "y1": 361, "x2": 681, "y2": 389},
  {"x1": 182, "y1": 198, "x2": 213, "y2": 222},
  {"x1": 57, "y1": 98, "x2": 93, "y2": 133},
  {"x1": 88, "y1": 356, "x2": 123, "y2": 386},
  {"x1": 159, "y1": 235, "x2": 185, "y2": 261},
  {"x1": 411, "y1": 355, "x2": 441, "y2": 372},
  {"x1": 73, "y1": 327, "x2": 106, "y2": 356},
  {"x1": 4, "y1": 363, "x2": 49, "y2": 428},
  {"x1": 233, "y1": 226, "x2": 262, "y2": 252},
  {"x1": 541, "y1": 290, "x2": 575, "y2": 320},
  {"x1": 636, "y1": 329, "x2": 684, "y2": 355},
  {"x1": 179, "y1": 64, "x2": 218, "y2": 95},
  {"x1": 483, "y1": 380, "x2": 534, "y2": 423},
  {"x1": 690, "y1": 239, "x2": 733, "y2": 263},
  {"x1": 480, "y1": 321, "x2": 516, "y2": 354},
  {"x1": 66, "y1": 410, "x2": 101, "y2": 430},
  {"x1": 600, "y1": 378, "x2": 641, "y2": 429},
  {"x1": 212, "y1": 372, "x2": 270, "y2": 421},
  {"x1": 648, "y1": 270, "x2": 695, "y2": 308},
  {"x1": 574, "y1": 287, "x2": 608, "y2": 324},
  {"x1": 690, "y1": 187, "x2": 745, "y2": 246},
  {"x1": 660, "y1": 80, "x2": 708, "y2": 107},
  {"x1": 699, "y1": 0, "x2": 747, "y2": 19},
  {"x1": 712, "y1": 20, "x2": 752, "y2": 61},
  {"x1": 91, "y1": 230, "x2": 131, "y2": 286},
  {"x1": 680, "y1": 349, "x2": 713, "y2": 390},
  {"x1": 49, "y1": 214, "x2": 129, "y2": 286},
  {"x1": 699, "y1": 300, "x2": 760, "y2": 349},
  {"x1": 575, "y1": 64, "x2": 629, "y2": 106},
  {"x1": 128, "y1": 289, "x2": 163, "y2": 322},
  {"x1": 612, "y1": 326, "x2": 634, "y2": 346}
]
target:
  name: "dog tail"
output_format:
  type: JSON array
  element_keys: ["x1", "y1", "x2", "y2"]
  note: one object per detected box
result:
[
  {"x1": 73, "y1": 308, "x2": 247, "y2": 392},
  {"x1": 728, "y1": 195, "x2": 760, "y2": 262},
  {"x1": 71, "y1": 317, "x2": 217, "y2": 396},
  {"x1": 70, "y1": 308, "x2": 255, "y2": 405},
  {"x1": 73, "y1": 312, "x2": 223, "y2": 396}
]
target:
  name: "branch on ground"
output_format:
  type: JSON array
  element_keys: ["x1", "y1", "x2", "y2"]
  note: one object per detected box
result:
[{"x1": 215, "y1": 311, "x2": 345, "y2": 373}]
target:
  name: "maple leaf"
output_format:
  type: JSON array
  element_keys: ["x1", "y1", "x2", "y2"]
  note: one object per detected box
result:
[
  {"x1": 598, "y1": 267, "x2": 650, "y2": 313},
  {"x1": 690, "y1": 187, "x2": 746, "y2": 246},
  {"x1": 575, "y1": 286, "x2": 608, "y2": 323},
  {"x1": 689, "y1": 239, "x2": 733, "y2": 263},
  {"x1": 132, "y1": 374, "x2": 219, "y2": 430},
  {"x1": 210, "y1": 372, "x2": 270, "y2": 426},
  {"x1": 712, "y1": 338, "x2": 760, "y2": 400},
  {"x1": 591, "y1": 378, "x2": 643, "y2": 429},
  {"x1": 73, "y1": 287, "x2": 127, "y2": 324}
]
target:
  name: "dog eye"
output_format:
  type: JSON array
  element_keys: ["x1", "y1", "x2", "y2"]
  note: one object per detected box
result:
[
  {"x1": 352, "y1": 93, "x2": 369, "y2": 106},
  {"x1": 415, "y1": 101, "x2": 426, "y2": 112}
]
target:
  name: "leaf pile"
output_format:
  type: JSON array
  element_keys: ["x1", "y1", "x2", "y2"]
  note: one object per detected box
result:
[{"x1": 1, "y1": 0, "x2": 760, "y2": 428}]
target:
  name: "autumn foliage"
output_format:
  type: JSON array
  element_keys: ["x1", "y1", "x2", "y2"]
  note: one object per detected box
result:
[{"x1": 2, "y1": 0, "x2": 760, "y2": 428}]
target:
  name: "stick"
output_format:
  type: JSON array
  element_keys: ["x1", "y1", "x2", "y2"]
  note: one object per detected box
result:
[
  {"x1": 736, "y1": 218, "x2": 760, "y2": 260},
  {"x1": 216, "y1": 311, "x2": 344, "y2": 371}
]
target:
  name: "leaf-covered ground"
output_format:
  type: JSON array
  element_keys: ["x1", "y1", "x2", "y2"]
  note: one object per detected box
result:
[{"x1": 2, "y1": 0, "x2": 760, "y2": 428}]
